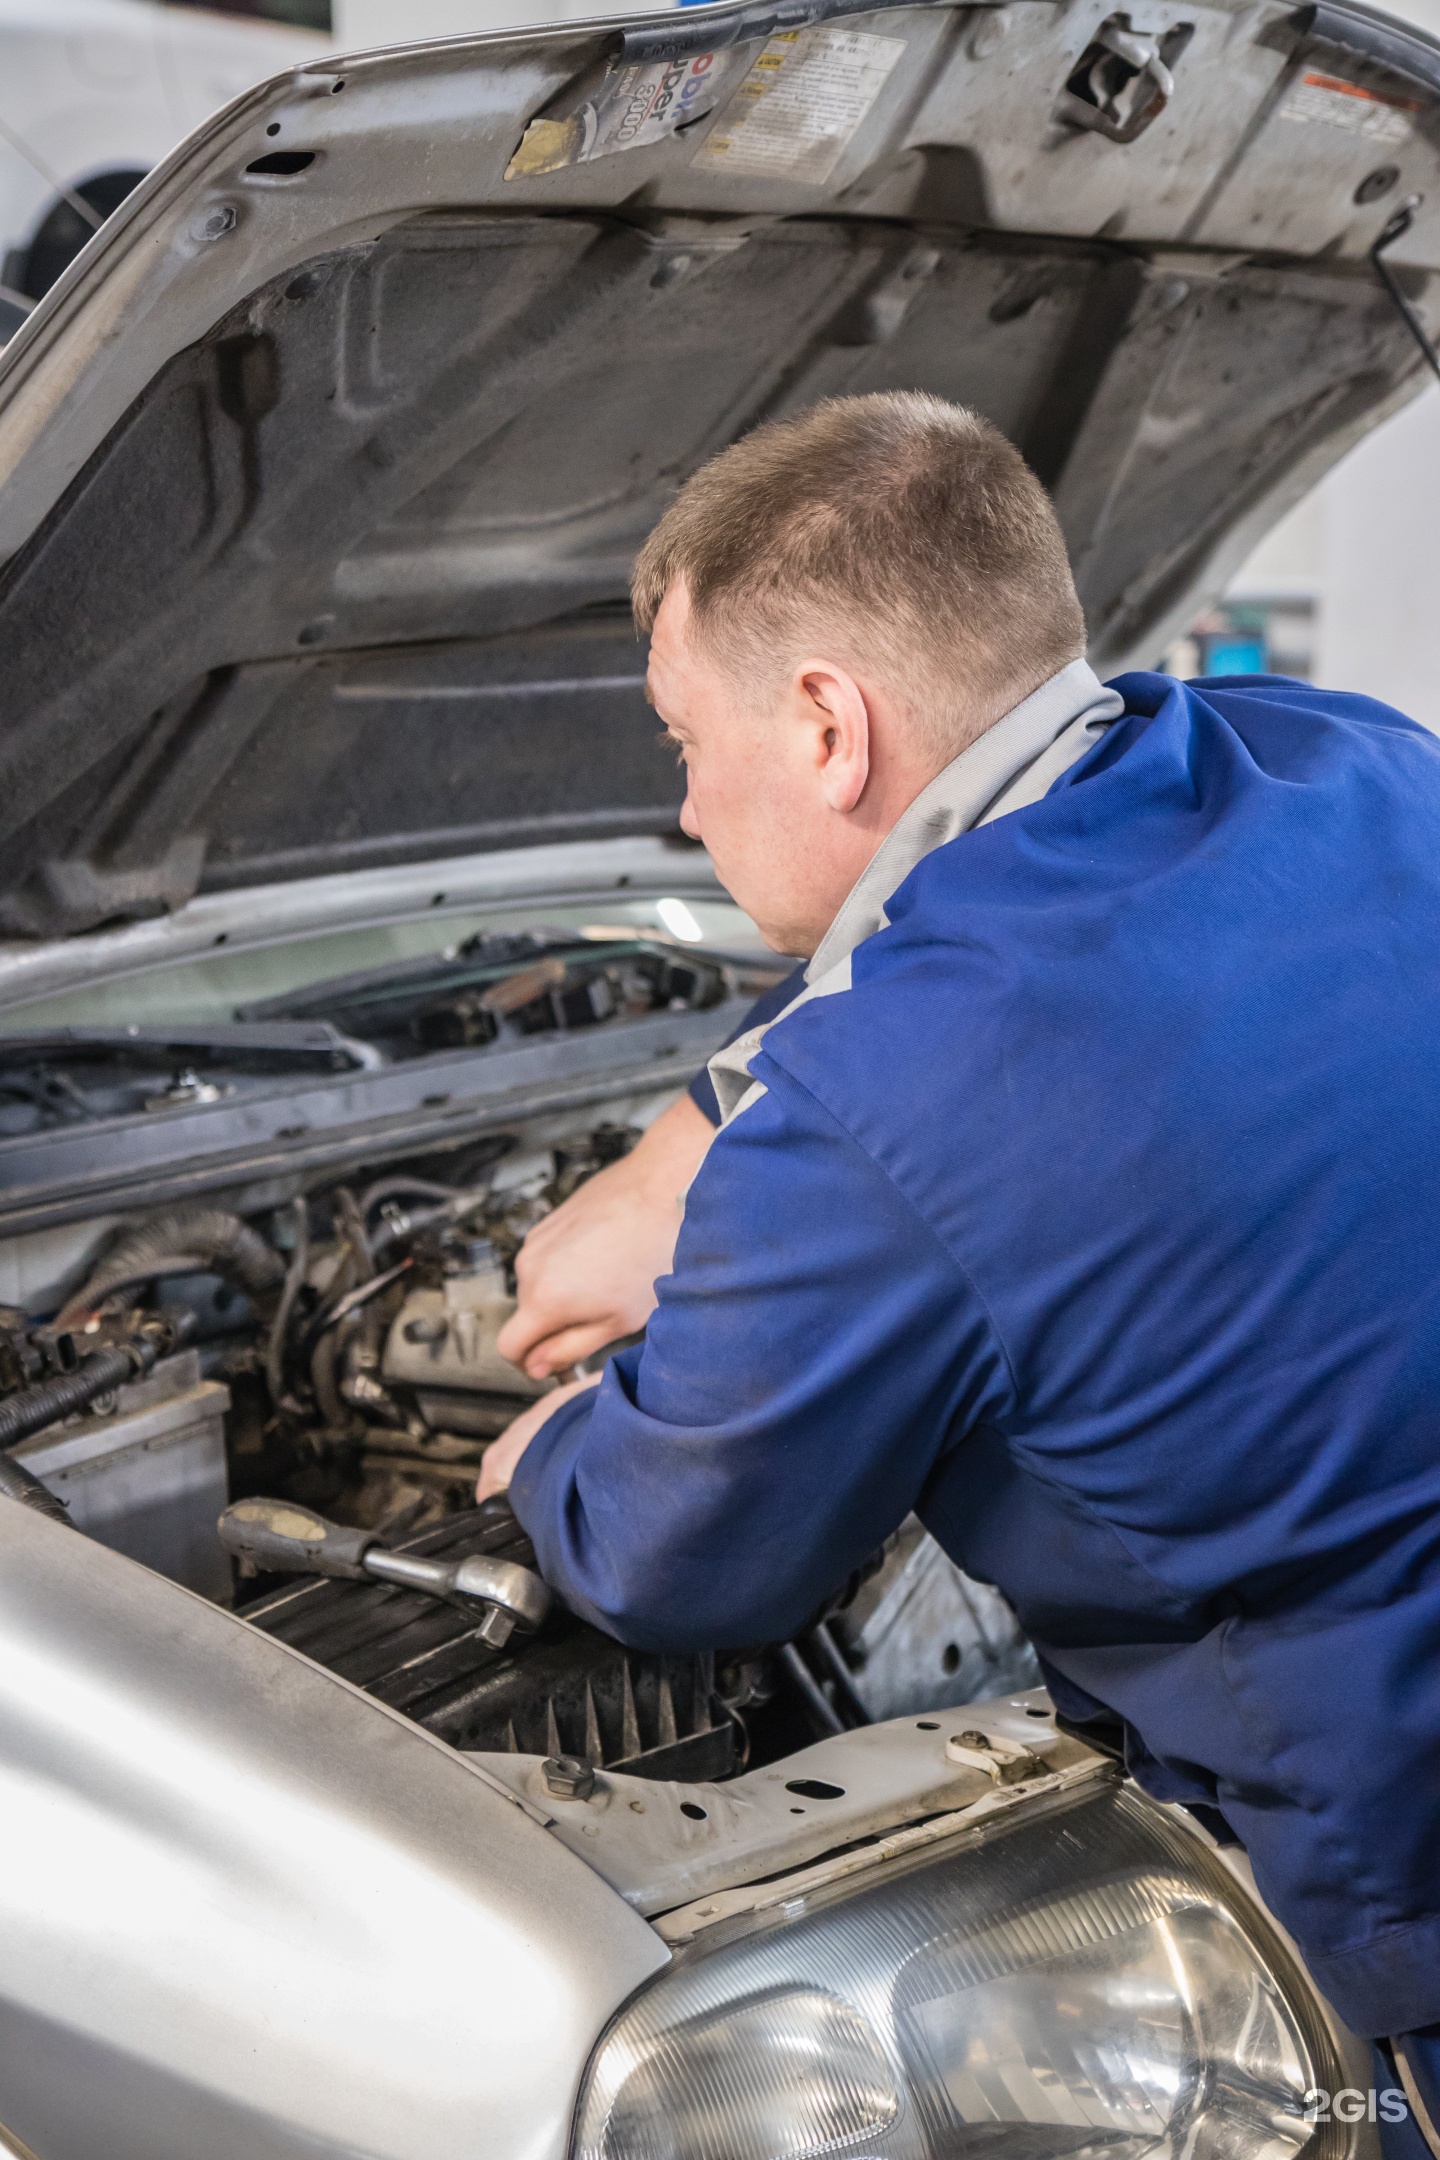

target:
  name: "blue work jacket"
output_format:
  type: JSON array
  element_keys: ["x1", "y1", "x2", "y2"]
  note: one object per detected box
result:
[{"x1": 511, "y1": 671, "x2": 1440, "y2": 2038}]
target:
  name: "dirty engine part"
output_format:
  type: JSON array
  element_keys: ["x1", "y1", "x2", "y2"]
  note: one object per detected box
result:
[{"x1": 244, "y1": 1502, "x2": 739, "y2": 1780}]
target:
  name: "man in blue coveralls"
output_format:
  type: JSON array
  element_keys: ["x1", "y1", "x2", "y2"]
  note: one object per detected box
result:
[{"x1": 481, "y1": 391, "x2": 1440, "y2": 2145}]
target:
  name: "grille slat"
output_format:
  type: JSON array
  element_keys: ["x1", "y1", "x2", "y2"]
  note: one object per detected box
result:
[{"x1": 242, "y1": 1501, "x2": 733, "y2": 1778}]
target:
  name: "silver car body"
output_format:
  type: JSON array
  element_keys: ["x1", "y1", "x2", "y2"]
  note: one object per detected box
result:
[{"x1": 0, "y1": 1499, "x2": 667, "y2": 2160}]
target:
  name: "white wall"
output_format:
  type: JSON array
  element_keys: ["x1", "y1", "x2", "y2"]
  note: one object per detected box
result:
[
  {"x1": 336, "y1": 0, "x2": 507, "y2": 34},
  {"x1": 1385, "y1": 0, "x2": 1440, "y2": 33},
  {"x1": 1318, "y1": 389, "x2": 1440, "y2": 725},
  {"x1": 335, "y1": 0, "x2": 632, "y2": 38}
]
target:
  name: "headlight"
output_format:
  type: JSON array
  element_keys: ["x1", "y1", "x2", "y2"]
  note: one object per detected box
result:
[{"x1": 573, "y1": 1781, "x2": 1342, "y2": 2160}]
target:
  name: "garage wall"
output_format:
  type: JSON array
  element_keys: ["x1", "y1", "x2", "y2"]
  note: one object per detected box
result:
[{"x1": 335, "y1": 0, "x2": 634, "y2": 35}]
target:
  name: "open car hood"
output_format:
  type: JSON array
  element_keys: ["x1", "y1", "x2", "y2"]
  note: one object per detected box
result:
[{"x1": 0, "y1": 0, "x2": 1437, "y2": 939}]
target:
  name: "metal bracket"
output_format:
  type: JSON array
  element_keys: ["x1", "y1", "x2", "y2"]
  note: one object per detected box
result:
[
  {"x1": 944, "y1": 1727, "x2": 1044, "y2": 1784},
  {"x1": 1055, "y1": 17, "x2": 1183, "y2": 145}
]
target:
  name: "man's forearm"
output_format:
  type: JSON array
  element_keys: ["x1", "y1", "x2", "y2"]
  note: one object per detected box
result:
[{"x1": 629, "y1": 1089, "x2": 719, "y2": 1190}]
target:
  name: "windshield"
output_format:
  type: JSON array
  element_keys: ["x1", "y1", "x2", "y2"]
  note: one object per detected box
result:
[
  {"x1": 0, "y1": 891, "x2": 781, "y2": 1140},
  {"x1": 0, "y1": 894, "x2": 768, "y2": 1039}
]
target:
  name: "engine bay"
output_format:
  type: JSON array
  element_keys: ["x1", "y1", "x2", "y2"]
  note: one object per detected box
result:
[{"x1": 0, "y1": 929, "x2": 1037, "y2": 1781}]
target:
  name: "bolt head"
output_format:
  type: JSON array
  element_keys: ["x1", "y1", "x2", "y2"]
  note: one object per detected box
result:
[
  {"x1": 542, "y1": 1755, "x2": 596, "y2": 1800},
  {"x1": 475, "y1": 1602, "x2": 515, "y2": 1650}
]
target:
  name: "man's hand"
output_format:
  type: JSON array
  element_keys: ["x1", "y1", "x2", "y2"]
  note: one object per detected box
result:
[
  {"x1": 477, "y1": 1373, "x2": 600, "y2": 1502},
  {"x1": 495, "y1": 1091, "x2": 716, "y2": 1380}
]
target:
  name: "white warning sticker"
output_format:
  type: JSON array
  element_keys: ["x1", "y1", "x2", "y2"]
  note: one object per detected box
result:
[
  {"x1": 1278, "y1": 69, "x2": 1419, "y2": 146},
  {"x1": 693, "y1": 27, "x2": 906, "y2": 186}
]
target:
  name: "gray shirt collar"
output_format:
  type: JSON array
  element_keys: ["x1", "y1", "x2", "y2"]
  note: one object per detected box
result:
[
  {"x1": 708, "y1": 658, "x2": 1123, "y2": 1124},
  {"x1": 804, "y1": 657, "x2": 1123, "y2": 984}
]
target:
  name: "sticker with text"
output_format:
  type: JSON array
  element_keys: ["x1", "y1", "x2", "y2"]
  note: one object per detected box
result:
[
  {"x1": 692, "y1": 27, "x2": 906, "y2": 187},
  {"x1": 1278, "y1": 69, "x2": 1421, "y2": 145}
]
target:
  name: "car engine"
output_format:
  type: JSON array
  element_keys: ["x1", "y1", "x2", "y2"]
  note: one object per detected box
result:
[{"x1": 0, "y1": 930, "x2": 1037, "y2": 1779}]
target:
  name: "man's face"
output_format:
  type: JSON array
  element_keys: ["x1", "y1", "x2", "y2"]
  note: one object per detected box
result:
[
  {"x1": 646, "y1": 580, "x2": 879, "y2": 957},
  {"x1": 651, "y1": 578, "x2": 902, "y2": 959}
]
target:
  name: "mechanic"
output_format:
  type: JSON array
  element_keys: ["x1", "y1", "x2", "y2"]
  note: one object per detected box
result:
[{"x1": 484, "y1": 391, "x2": 1440, "y2": 2145}]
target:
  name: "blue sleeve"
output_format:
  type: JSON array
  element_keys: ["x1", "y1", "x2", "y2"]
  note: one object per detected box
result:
[
  {"x1": 688, "y1": 964, "x2": 807, "y2": 1124},
  {"x1": 508, "y1": 1058, "x2": 1013, "y2": 1650}
]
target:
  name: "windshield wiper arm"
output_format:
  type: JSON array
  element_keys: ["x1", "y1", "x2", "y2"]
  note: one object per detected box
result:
[
  {"x1": 236, "y1": 935, "x2": 600, "y2": 1023},
  {"x1": 0, "y1": 1021, "x2": 384, "y2": 1071}
]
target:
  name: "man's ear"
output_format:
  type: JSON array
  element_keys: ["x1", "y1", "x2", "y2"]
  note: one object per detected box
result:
[{"x1": 795, "y1": 661, "x2": 871, "y2": 815}]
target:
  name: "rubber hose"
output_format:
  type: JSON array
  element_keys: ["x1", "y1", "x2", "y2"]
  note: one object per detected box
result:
[
  {"x1": 57, "y1": 1260, "x2": 211, "y2": 1311},
  {"x1": 59, "y1": 1207, "x2": 284, "y2": 1326},
  {"x1": 359, "y1": 1175, "x2": 464, "y2": 1219},
  {"x1": 0, "y1": 1454, "x2": 71, "y2": 1526},
  {"x1": 0, "y1": 1338, "x2": 157, "y2": 1452},
  {"x1": 310, "y1": 1326, "x2": 348, "y2": 1431},
  {"x1": 265, "y1": 1197, "x2": 309, "y2": 1409}
]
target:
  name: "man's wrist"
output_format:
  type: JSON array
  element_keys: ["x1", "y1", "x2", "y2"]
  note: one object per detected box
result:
[
  {"x1": 505, "y1": 1377, "x2": 600, "y2": 1517},
  {"x1": 478, "y1": 1373, "x2": 599, "y2": 1501}
]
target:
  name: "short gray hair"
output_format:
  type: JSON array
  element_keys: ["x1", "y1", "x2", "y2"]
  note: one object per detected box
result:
[{"x1": 632, "y1": 392, "x2": 1086, "y2": 757}]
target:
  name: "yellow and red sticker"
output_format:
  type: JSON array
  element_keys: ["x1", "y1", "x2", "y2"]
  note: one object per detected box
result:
[{"x1": 1279, "y1": 69, "x2": 1421, "y2": 145}]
